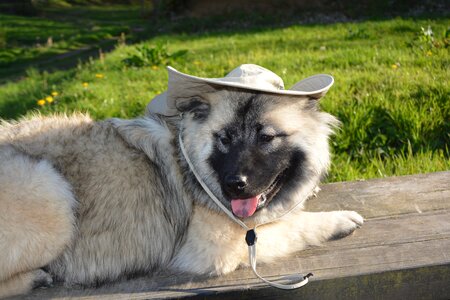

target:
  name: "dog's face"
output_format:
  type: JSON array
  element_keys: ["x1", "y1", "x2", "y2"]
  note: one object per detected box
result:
[{"x1": 175, "y1": 82, "x2": 337, "y2": 222}]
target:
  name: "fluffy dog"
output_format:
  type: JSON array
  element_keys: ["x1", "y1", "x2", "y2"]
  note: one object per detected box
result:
[{"x1": 0, "y1": 65, "x2": 363, "y2": 298}]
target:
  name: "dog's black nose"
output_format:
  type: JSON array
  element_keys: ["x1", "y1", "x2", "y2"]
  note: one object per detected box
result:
[{"x1": 225, "y1": 175, "x2": 248, "y2": 193}]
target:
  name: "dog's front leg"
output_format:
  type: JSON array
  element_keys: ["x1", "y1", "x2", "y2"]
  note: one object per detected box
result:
[
  {"x1": 171, "y1": 207, "x2": 362, "y2": 276},
  {"x1": 253, "y1": 210, "x2": 363, "y2": 264},
  {"x1": 169, "y1": 205, "x2": 247, "y2": 276}
]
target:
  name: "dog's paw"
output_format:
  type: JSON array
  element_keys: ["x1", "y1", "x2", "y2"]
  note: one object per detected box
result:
[
  {"x1": 328, "y1": 211, "x2": 364, "y2": 241},
  {"x1": 31, "y1": 269, "x2": 53, "y2": 290}
]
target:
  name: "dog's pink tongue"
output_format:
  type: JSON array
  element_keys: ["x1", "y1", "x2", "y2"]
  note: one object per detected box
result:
[{"x1": 231, "y1": 196, "x2": 259, "y2": 218}]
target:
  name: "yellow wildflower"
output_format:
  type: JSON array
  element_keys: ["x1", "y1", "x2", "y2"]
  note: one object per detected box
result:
[
  {"x1": 37, "y1": 99, "x2": 46, "y2": 106},
  {"x1": 193, "y1": 60, "x2": 201, "y2": 65},
  {"x1": 51, "y1": 91, "x2": 58, "y2": 97},
  {"x1": 46, "y1": 96, "x2": 54, "y2": 103},
  {"x1": 426, "y1": 50, "x2": 432, "y2": 56},
  {"x1": 83, "y1": 82, "x2": 89, "y2": 88},
  {"x1": 95, "y1": 73, "x2": 104, "y2": 78},
  {"x1": 391, "y1": 62, "x2": 400, "y2": 70},
  {"x1": 151, "y1": 65, "x2": 159, "y2": 70}
]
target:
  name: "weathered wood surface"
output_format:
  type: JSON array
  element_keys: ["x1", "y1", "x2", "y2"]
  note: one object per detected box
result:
[{"x1": 16, "y1": 171, "x2": 450, "y2": 300}]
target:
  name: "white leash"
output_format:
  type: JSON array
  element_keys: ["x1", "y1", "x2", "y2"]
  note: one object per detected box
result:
[{"x1": 178, "y1": 115, "x2": 312, "y2": 289}]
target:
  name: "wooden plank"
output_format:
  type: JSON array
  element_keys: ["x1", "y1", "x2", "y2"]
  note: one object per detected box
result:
[
  {"x1": 307, "y1": 171, "x2": 450, "y2": 218},
  {"x1": 202, "y1": 265, "x2": 450, "y2": 300},
  {"x1": 16, "y1": 171, "x2": 450, "y2": 299}
]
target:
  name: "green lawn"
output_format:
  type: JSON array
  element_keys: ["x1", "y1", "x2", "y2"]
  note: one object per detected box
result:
[
  {"x1": 0, "y1": 9, "x2": 449, "y2": 182},
  {"x1": 0, "y1": 6, "x2": 146, "y2": 79}
]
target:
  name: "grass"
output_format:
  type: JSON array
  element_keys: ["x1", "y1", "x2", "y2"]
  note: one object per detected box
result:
[
  {"x1": 0, "y1": 6, "x2": 147, "y2": 79},
  {"x1": 0, "y1": 7, "x2": 449, "y2": 182}
]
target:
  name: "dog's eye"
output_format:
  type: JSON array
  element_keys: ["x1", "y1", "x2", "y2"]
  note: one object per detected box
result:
[
  {"x1": 219, "y1": 136, "x2": 231, "y2": 145},
  {"x1": 259, "y1": 134, "x2": 275, "y2": 143},
  {"x1": 215, "y1": 131, "x2": 232, "y2": 146}
]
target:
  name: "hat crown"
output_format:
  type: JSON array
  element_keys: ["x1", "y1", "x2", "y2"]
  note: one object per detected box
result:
[{"x1": 218, "y1": 64, "x2": 285, "y2": 91}]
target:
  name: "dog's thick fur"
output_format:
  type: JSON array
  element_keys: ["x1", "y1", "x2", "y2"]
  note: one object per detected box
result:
[{"x1": 0, "y1": 81, "x2": 363, "y2": 298}]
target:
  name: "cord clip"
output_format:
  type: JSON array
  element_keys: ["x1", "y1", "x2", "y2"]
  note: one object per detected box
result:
[{"x1": 245, "y1": 229, "x2": 257, "y2": 246}]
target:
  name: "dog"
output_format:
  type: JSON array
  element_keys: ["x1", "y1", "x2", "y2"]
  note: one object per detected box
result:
[{"x1": 0, "y1": 65, "x2": 363, "y2": 298}]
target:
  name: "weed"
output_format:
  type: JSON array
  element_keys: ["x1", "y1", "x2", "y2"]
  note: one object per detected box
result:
[
  {"x1": 122, "y1": 43, "x2": 187, "y2": 67},
  {"x1": 407, "y1": 25, "x2": 450, "y2": 52},
  {"x1": 346, "y1": 27, "x2": 370, "y2": 40}
]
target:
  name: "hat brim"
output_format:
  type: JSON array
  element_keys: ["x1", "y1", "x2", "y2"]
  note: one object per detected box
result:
[
  {"x1": 147, "y1": 66, "x2": 334, "y2": 116},
  {"x1": 167, "y1": 66, "x2": 334, "y2": 96}
]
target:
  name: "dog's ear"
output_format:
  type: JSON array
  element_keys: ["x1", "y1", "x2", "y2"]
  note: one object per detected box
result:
[
  {"x1": 307, "y1": 91, "x2": 327, "y2": 101},
  {"x1": 171, "y1": 81, "x2": 218, "y2": 120},
  {"x1": 175, "y1": 96, "x2": 210, "y2": 120},
  {"x1": 304, "y1": 91, "x2": 328, "y2": 110},
  {"x1": 278, "y1": 93, "x2": 326, "y2": 111}
]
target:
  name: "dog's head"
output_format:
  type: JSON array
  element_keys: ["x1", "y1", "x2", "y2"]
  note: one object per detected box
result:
[{"x1": 175, "y1": 81, "x2": 338, "y2": 222}]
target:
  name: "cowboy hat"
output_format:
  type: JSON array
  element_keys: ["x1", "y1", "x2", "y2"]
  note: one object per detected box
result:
[{"x1": 147, "y1": 64, "x2": 334, "y2": 116}]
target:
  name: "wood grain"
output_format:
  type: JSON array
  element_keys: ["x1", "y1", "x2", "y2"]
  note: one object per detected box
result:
[
  {"x1": 307, "y1": 171, "x2": 450, "y2": 218},
  {"x1": 16, "y1": 171, "x2": 450, "y2": 300}
]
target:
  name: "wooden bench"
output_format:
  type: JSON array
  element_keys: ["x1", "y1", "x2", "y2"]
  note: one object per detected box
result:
[{"x1": 18, "y1": 171, "x2": 450, "y2": 299}]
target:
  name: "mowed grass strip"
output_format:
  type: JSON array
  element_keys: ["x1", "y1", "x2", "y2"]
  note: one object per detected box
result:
[{"x1": 0, "y1": 16, "x2": 448, "y2": 182}]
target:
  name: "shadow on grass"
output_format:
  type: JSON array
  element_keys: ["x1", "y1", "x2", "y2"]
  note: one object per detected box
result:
[
  {"x1": 0, "y1": 6, "x2": 140, "y2": 83},
  {"x1": 334, "y1": 100, "x2": 449, "y2": 161},
  {"x1": 1, "y1": 3, "x2": 449, "y2": 84},
  {"x1": 0, "y1": 39, "x2": 118, "y2": 83},
  {"x1": 0, "y1": 96, "x2": 39, "y2": 120}
]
